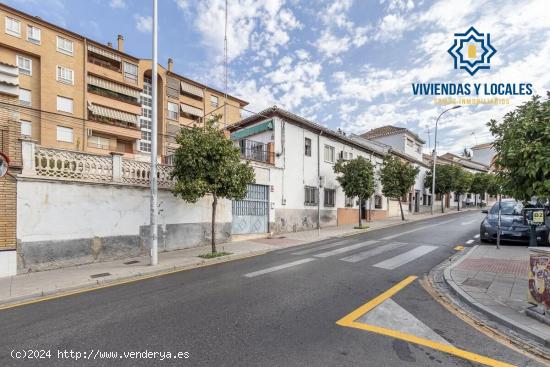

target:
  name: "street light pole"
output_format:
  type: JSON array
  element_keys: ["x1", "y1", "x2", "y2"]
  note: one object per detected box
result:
[
  {"x1": 430, "y1": 105, "x2": 461, "y2": 215},
  {"x1": 150, "y1": 0, "x2": 158, "y2": 266}
]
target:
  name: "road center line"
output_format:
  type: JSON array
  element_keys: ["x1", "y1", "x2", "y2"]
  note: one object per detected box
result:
[
  {"x1": 461, "y1": 220, "x2": 476, "y2": 225},
  {"x1": 474, "y1": 234, "x2": 480, "y2": 239},
  {"x1": 314, "y1": 240, "x2": 379, "y2": 258},
  {"x1": 380, "y1": 219, "x2": 455, "y2": 240},
  {"x1": 373, "y1": 245, "x2": 438, "y2": 270},
  {"x1": 466, "y1": 239, "x2": 474, "y2": 244},
  {"x1": 243, "y1": 258, "x2": 316, "y2": 278}
]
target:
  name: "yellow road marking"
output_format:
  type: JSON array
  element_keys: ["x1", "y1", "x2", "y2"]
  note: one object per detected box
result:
[
  {"x1": 0, "y1": 251, "x2": 264, "y2": 312},
  {"x1": 336, "y1": 276, "x2": 516, "y2": 367},
  {"x1": 454, "y1": 245, "x2": 465, "y2": 251}
]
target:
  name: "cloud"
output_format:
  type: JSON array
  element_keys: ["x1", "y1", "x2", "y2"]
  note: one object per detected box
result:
[
  {"x1": 134, "y1": 14, "x2": 152, "y2": 33},
  {"x1": 109, "y1": 0, "x2": 126, "y2": 9}
]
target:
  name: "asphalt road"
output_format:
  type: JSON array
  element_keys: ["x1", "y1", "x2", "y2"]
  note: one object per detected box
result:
[{"x1": 0, "y1": 211, "x2": 544, "y2": 367}]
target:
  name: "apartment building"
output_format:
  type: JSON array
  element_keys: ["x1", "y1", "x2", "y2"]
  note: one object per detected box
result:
[
  {"x1": 228, "y1": 106, "x2": 389, "y2": 235},
  {"x1": 0, "y1": 3, "x2": 247, "y2": 161}
]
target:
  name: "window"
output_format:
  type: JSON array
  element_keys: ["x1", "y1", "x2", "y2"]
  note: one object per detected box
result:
[
  {"x1": 140, "y1": 118, "x2": 151, "y2": 130},
  {"x1": 406, "y1": 138, "x2": 414, "y2": 147},
  {"x1": 210, "y1": 95, "x2": 219, "y2": 108},
  {"x1": 88, "y1": 135, "x2": 110, "y2": 150},
  {"x1": 167, "y1": 102, "x2": 179, "y2": 120},
  {"x1": 324, "y1": 144, "x2": 335, "y2": 163},
  {"x1": 57, "y1": 66, "x2": 74, "y2": 84},
  {"x1": 19, "y1": 88, "x2": 31, "y2": 107},
  {"x1": 56, "y1": 126, "x2": 73, "y2": 143},
  {"x1": 27, "y1": 25, "x2": 41, "y2": 44},
  {"x1": 56, "y1": 36, "x2": 74, "y2": 55},
  {"x1": 416, "y1": 144, "x2": 421, "y2": 153},
  {"x1": 20, "y1": 120, "x2": 31, "y2": 136},
  {"x1": 5, "y1": 17, "x2": 20, "y2": 37},
  {"x1": 16, "y1": 55, "x2": 32, "y2": 75},
  {"x1": 56, "y1": 96, "x2": 73, "y2": 113},
  {"x1": 374, "y1": 195, "x2": 382, "y2": 209},
  {"x1": 324, "y1": 189, "x2": 336, "y2": 207},
  {"x1": 304, "y1": 137, "x2": 311, "y2": 156},
  {"x1": 304, "y1": 186, "x2": 318, "y2": 206},
  {"x1": 123, "y1": 62, "x2": 138, "y2": 84}
]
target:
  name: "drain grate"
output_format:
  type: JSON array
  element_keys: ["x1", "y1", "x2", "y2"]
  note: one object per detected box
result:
[
  {"x1": 462, "y1": 278, "x2": 491, "y2": 289},
  {"x1": 90, "y1": 272, "x2": 111, "y2": 279},
  {"x1": 123, "y1": 260, "x2": 140, "y2": 265}
]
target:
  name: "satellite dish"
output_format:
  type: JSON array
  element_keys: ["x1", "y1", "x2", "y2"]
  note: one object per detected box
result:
[{"x1": 0, "y1": 152, "x2": 9, "y2": 177}]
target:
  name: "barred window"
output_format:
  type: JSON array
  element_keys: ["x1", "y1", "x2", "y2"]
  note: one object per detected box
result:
[
  {"x1": 324, "y1": 189, "x2": 335, "y2": 207},
  {"x1": 304, "y1": 186, "x2": 318, "y2": 206}
]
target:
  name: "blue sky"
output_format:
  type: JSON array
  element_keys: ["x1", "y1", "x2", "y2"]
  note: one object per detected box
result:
[{"x1": 6, "y1": 0, "x2": 550, "y2": 154}]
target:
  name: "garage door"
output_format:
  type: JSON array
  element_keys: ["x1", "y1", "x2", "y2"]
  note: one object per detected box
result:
[{"x1": 232, "y1": 184, "x2": 269, "y2": 234}]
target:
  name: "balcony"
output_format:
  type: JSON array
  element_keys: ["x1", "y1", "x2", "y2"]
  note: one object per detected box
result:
[{"x1": 238, "y1": 139, "x2": 274, "y2": 165}]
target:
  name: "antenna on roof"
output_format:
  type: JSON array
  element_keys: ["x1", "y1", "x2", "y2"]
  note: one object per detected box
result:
[{"x1": 223, "y1": 0, "x2": 228, "y2": 128}]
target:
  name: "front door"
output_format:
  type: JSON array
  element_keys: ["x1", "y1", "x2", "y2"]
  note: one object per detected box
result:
[{"x1": 232, "y1": 184, "x2": 269, "y2": 234}]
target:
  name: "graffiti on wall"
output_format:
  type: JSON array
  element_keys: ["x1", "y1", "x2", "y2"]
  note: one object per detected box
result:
[{"x1": 528, "y1": 253, "x2": 550, "y2": 309}]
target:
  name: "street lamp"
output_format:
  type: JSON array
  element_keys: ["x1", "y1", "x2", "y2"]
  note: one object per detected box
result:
[{"x1": 430, "y1": 105, "x2": 461, "y2": 215}]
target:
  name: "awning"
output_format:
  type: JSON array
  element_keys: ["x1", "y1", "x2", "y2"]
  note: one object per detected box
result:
[
  {"x1": 88, "y1": 75, "x2": 140, "y2": 99},
  {"x1": 180, "y1": 81, "x2": 204, "y2": 98},
  {"x1": 230, "y1": 120, "x2": 273, "y2": 140},
  {"x1": 180, "y1": 103, "x2": 203, "y2": 117},
  {"x1": 88, "y1": 103, "x2": 138, "y2": 125},
  {"x1": 87, "y1": 44, "x2": 121, "y2": 62}
]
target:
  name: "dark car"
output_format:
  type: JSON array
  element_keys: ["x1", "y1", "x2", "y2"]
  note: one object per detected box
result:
[{"x1": 480, "y1": 199, "x2": 549, "y2": 245}]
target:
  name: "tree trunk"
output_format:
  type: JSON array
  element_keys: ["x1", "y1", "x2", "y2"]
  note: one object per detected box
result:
[
  {"x1": 398, "y1": 198, "x2": 405, "y2": 221},
  {"x1": 358, "y1": 196, "x2": 362, "y2": 228},
  {"x1": 457, "y1": 194, "x2": 460, "y2": 211},
  {"x1": 211, "y1": 195, "x2": 217, "y2": 254},
  {"x1": 441, "y1": 194, "x2": 445, "y2": 213}
]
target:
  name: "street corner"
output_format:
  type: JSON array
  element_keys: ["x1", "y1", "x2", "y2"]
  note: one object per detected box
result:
[{"x1": 336, "y1": 275, "x2": 517, "y2": 367}]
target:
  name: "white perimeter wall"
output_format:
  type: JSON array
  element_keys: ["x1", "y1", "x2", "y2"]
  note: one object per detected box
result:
[{"x1": 17, "y1": 179, "x2": 231, "y2": 242}]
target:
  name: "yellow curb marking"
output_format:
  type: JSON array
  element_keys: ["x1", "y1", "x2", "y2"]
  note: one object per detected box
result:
[
  {"x1": 336, "y1": 275, "x2": 516, "y2": 367},
  {"x1": 454, "y1": 245, "x2": 465, "y2": 251},
  {"x1": 0, "y1": 251, "x2": 266, "y2": 312}
]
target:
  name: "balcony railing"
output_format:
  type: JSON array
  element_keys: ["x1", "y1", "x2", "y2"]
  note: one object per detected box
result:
[
  {"x1": 238, "y1": 139, "x2": 274, "y2": 164},
  {"x1": 88, "y1": 55, "x2": 121, "y2": 72},
  {"x1": 88, "y1": 85, "x2": 140, "y2": 106}
]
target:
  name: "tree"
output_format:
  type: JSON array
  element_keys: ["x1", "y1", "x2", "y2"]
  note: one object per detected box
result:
[
  {"x1": 454, "y1": 169, "x2": 474, "y2": 211},
  {"x1": 425, "y1": 164, "x2": 458, "y2": 213},
  {"x1": 380, "y1": 156, "x2": 419, "y2": 221},
  {"x1": 488, "y1": 93, "x2": 550, "y2": 201},
  {"x1": 470, "y1": 172, "x2": 491, "y2": 205},
  {"x1": 171, "y1": 118, "x2": 255, "y2": 254},
  {"x1": 334, "y1": 156, "x2": 375, "y2": 228}
]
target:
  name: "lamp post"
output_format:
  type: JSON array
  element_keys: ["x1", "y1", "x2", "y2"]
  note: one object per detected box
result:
[
  {"x1": 150, "y1": 0, "x2": 158, "y2": 265},
  {"x1": 430, "y1": 105, "x2": 461, "y2": 215}
]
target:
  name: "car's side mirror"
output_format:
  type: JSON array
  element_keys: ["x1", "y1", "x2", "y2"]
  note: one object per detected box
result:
[{"x1": 481, "y1": 210, "x2": 488, "y2": 214}]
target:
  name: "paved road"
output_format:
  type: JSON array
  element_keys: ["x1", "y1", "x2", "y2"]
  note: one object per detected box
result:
[{"x1": 0, "y1": 211, "x2": 543, "y2": 366}]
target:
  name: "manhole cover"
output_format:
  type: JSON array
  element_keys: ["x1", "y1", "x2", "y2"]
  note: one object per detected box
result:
[
  {"x1": 462, "y1": 278, "x2": 491, "y2": 289},
  {"x1": 123, "y1": 260, "x2": 140, "y2": 265},
  {"x1": 90, "y1": 272, "x2": 111, "y2": 279}
]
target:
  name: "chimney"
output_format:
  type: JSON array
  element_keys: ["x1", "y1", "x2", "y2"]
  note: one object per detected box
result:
[
  {"x1": 107, "y1": 42, "x2": 113, "y2": 48},
  {"x1": 117, "y1": 34, "x2": 124, "y2": 52},
  {"x1": 168, "y1": 58, "x2": 173, "y2": 72}
]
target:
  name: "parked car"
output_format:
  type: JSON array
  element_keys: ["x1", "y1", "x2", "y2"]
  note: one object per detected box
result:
[{"x1": 480, "y1": 199, "x2": 549, "y2": 245}]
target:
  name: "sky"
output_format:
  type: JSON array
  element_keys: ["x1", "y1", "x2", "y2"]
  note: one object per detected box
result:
[{"x1": 5, "y1": 0, "x2": 550, "y2": 154}]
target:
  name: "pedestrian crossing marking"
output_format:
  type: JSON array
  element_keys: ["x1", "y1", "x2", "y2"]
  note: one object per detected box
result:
[
  {"x1": 339, "y1": 242, "x2": 408, "y2": 263},
  {"x1": 373, "y1": 245, "x2": 437, "y2": 270},
  {"x1": 314, "y1": 240, "x2": 379, "y2": 258}
]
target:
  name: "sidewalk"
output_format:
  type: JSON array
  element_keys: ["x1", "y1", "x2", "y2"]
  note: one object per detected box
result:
[
  {"x1": 0, "y1": 208, "x2": 477, "y2": 308},
  {"x1": 444, "y1": 244, "x2": 550, "y2": 346}
]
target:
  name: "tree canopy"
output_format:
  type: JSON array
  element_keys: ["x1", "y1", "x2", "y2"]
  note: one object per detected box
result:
[
  {"x1": 488, "y1": 93, "x2": 550, "y2": 200},
  {"x1": 380, "y1": 156, "x2": 419, "y2": 220},
  {"x1": 171, "y1": 118, "x2": 255, "y2": 252}
]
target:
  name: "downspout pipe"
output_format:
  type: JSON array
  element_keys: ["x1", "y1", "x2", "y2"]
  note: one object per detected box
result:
[{"x1": 318, "y1": 131, "x2": 323, "y2": 235}]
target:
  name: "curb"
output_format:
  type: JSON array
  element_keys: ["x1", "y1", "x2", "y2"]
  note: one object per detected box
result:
[
  {"x1": 0, "y1": 250, "x2": 269, "y2": 310},
  {"x1": 443, "y1": 245, "x2": 550, "y2": 347}
]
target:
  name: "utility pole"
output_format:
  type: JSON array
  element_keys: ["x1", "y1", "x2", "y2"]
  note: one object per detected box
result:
[
  {"x1": 150, "y1": 0, "x2": 158, "y2": 266},
  {"x1": 430, "y1": 105, "x2": 461, "y2": 215}
]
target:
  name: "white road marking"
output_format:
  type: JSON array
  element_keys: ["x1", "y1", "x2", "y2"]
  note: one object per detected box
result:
[
  {"x1": 314, "y1": 240, "x2": 379, "y2": 258},
  {"x1": 466, "y1": 239, "x2": 474, "y2": 245},
  {"x1": 460, "y1": 220, "x2": 476, "y2": 225},
  {"x1": 474, "y1": 234, "x2": 480, "y2": 239},
  {"x1": 244, "y1": 258, "x2": 316, "y2": 278},
  {"x1": 339, "y1": 242, "x2": 408, "y2": 263},
  {"x1": 373, "y1": 245, "x2": 438, "y2": 270},
  {"x1": 380, "y1": 219, "x2": 455, "y2": 240},
  {"x1": 291, "y1": 238, "x2": 357, "y2": 255}
]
